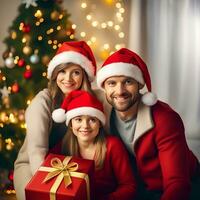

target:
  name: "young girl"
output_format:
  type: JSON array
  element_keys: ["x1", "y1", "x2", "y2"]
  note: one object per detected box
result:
[
  {"x1": 14, "y1": 41, "x2": 96, "y2": 200},
  {"x1": 52, "y1": 90, "x2": 137, "y2": 200}
]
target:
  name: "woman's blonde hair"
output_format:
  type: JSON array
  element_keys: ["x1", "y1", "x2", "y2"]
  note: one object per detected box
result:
[
  {"x1": 62, "y1": 122, "x2": 107, "y2": 170},
  {"x1": 48, "y1": 63, "x2": 95, "y2": 109}
]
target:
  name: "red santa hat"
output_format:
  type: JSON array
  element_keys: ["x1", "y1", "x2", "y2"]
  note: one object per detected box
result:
[
  {"x1": 52, "y1": 90, "x2": 106, "y2": 125},
  {"x1": 47, "y1": 41, "x2": 96, "y2": 81},
  {"x1": 96, "y1": 48, "x2": 157, "y2": 106}
]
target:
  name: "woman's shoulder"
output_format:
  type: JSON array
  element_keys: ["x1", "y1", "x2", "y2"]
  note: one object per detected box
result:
[{"x1": 26, "y1": 88, "x2": 52, "y2": 113}]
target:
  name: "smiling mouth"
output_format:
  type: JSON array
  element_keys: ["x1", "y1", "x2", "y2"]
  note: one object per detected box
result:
[
  {"x1": 114, "y1": 96, "x2": 129, "y2": 102},
  {"x1": 62, "y1": 82, "x2": 74, "y2": 87},
  {"x1": 79, "y1": 131, "x2": 91, "y2": 135}
]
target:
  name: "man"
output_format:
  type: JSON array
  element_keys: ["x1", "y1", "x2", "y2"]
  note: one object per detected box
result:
[{"x1": 96, "y1": 48, "x2": 200, "y2": 200}]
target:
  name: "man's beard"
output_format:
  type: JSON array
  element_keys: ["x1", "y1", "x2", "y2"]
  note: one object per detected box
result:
[{"x1": 106, "y1": 91, "x2": 140, "y2": 112}]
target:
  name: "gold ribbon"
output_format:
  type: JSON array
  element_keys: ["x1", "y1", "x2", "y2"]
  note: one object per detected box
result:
[{"x1": 39, "y1": 156, "x2": 90, "y2": 200}]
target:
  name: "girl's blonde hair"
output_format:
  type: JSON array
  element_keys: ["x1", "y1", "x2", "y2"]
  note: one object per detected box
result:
[
  {"x1": 62, "y1": 122, "x2": 107, "y2": 170},
  {"x1": 48, "y1": 63, "x2": 95, "y2": 109}
]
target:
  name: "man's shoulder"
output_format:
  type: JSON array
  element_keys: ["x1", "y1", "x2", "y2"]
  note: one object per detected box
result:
[{"x1": 151, "y1": 100, "x2": 182, "y2": 122}]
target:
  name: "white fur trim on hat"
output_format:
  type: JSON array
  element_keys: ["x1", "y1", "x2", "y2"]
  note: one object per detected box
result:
[
  {"x1": 141, "y1": 92, "x2": 157, "y2": 106},
  {"x1": 66, "y1": 107, "x2": 105, "y2": 125},
  {"x1": 96, "y1": 62, "x2": 145, "y2": 89},
  {"x1": 52, "y1": 108, "x2": 66, "y2": 123},
  {"x1": 47, "y1": 51, "x2": 95, "y2": 81}
]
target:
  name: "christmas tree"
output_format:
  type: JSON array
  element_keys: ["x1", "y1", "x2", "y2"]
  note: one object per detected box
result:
[{"x1": 0, "y1": 0, "x2": 75, "y2": 192}]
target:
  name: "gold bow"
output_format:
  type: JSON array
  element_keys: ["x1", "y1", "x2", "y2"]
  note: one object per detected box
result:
[
  {"x1": 39, "y1": 156, "x2": 90, "y2": 200},
  {"x1": 43, "y1": 156, "x2": 78, "y2": 187}
]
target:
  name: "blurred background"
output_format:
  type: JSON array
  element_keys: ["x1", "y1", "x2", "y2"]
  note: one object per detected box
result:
[{"x1": 0, "y1": 0, "x2": 199, "y2": 199}]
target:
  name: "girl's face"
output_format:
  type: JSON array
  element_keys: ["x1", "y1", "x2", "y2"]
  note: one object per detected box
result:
[
  {"x1": 56, "y1": 65, "x2": 83, "y2": 96},
  {"x1": 71, "y1": 115, "x2": 100, "y2": 144}
]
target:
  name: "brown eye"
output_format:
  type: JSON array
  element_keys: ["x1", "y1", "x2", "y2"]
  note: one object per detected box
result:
[{"x1": 72, "y1": 70, "x2": 81, "y2": 76}]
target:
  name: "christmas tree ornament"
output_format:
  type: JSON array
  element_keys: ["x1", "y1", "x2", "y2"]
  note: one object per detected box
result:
[
  {"x1": 51, "y1": 10, "x2": 60, "y2": 21},
  {"x1": 0, "y1": 86, "x2": 10, "y2": 99},
  {"x1": 10, "y1": 31, "x2": 17, "y2": 40},
  {"x1": 18, "y1": 59, "x2": 25, "y2": 67},
  {"x1": 23, "y1": 69, "x2": 32, "y2": 79},
  {"x1": 42, "y1": 55, "x2": 50, "y2": 65},
  {"x1": 5, "y1": 138, "x2": 14, "y2": 151},
  {"x1": 5, "y1": 57, "x2": 15, "y2": 68},
  {"x1": 18, "y1": 110, "x2": 25, "y2": 121},
  {"x1": 2, "y1": 50, "x2": 10, "y2": 59},
  {"x1": 11, "y1": 83, "x2": 20, "y2": 93},
  {"x1": 23, "y1": 24, "x2": 31, "y2": 33},
  {"x1": 22, "y1": 0, "x2": 38, "y2": 8},
  {"x1": 30, "y1": 54, "x2": 39, "y2": 64},
  {"x1": 24, "y1": 34, "x2": 31, "y2": 42},
  {"x1": 8, "y1": 170, "x2": 14, "y2": 182},
  {"x1": 23, "y1": 46, "x2": 32, "y2": 55}
]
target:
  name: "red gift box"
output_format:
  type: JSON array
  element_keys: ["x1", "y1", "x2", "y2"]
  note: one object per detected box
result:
[{"x1": 25, "y1": 153, "x2": 94, "y2": 200}]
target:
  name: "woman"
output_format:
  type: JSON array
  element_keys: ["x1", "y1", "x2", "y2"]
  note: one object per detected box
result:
[
  {"x1": 14, "y1": 41, "x2": 96, "y2": 200},
  {"x1": 52, "y1": 90, "x2": 137, "y2": 200}
]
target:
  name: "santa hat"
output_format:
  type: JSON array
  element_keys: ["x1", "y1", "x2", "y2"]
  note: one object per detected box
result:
[
  {"x1": 52, "y1": 90, "x2": 106, "y2": 125},
  {"x1": 96, "y1": 48, "x2": 157, "y2": 106},
  {"x1": 47, "y1": 41, "x2": 96, "y2": 81}
]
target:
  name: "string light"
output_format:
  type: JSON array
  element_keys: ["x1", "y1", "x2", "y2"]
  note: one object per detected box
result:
[
  {"x1": 79, "y1": 0, "x2": 126, "y2": 56},
  {"x1": 81, "y1": 2, "x2": 87, "y2": 8}
]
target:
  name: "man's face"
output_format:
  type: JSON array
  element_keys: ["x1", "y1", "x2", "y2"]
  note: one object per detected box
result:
[{"x1": 103, "y1": 76, "x2": 141, "y2": 112}]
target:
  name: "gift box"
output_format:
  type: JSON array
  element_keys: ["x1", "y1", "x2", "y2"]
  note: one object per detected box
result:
[{"x1": 25, "y1": 153, "x2": 94, "y2": 200}]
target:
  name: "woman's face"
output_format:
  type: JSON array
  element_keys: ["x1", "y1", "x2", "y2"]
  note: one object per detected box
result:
[
  {"x1": 71, "y1": 115, "x2": 100, "y2": 144},
  {"x1": 56, "y1": 64, "x2": 83, "y2": 96}
]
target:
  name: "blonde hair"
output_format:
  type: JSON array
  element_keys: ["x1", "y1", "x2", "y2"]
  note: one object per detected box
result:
[
  {"x1": 62, "y1": 122, "x2": 107, "y2": 170},
  {"x1": 48, "y1": 63, "x2": 95, "y2": 108}
]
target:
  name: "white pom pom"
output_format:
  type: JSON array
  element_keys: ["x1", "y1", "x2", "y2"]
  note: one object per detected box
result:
[
  {"x1": 141, "y1": 92, "x2": 157, "y2": 106},
  {"x1": 52, "y1": 108, "x2": 66, "y2": 123}
]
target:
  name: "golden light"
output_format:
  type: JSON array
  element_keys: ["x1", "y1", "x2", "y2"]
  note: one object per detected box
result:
[
  {"x1": 80, "y1": 32, "x2": 86, "y2": 37},
  {"x1": 81, "y1": 2, "x2": 87, "y2": 8},
  {"x1": 72, "y1": 24, "x2": 77, "y2": 29},
  {"x1": 11, "y1": 31, "x2": 17, "y2": 40},
  {"x1": 34, "y1": 10, "x2": 43, "y2": 18},
  {"x1": 86, "y1": 15, "x2": 92, "y2": 20},
  {"x1": 39, "y1": 18, "x2": 44, "y2": 23},
  {"x1": 91, "y1": 37, "x2": 96, "y2": 42},
  {"x1": 22, "y1": 37, "x2": 27, "y2": 43},
  {"x1": 53, "y1": 40, "x2": 58, "y2": 44},
  {"x1": 116, "y1": 12, "x2": 122, "y2": 18},
  {"x1": 59, "y1": 14, "x2": 63, "y2": 19},
  {"x1": 92, "y1": 21, "x2": 98, "y2": 27},
  {"x1": 70, "y1": 35, "x2": 75, "y2": 39},
  {"x1": 101, "y1": 23, "x2": 107, "y2": 28},
  {"x1": 119, "y1": 8, "x2": 125, "y2": 13},
  {"x1": 20, "y1": 123, "x2": 27, "y2": 129},
  {"x1": 87, "y1": 41, "x2": 92, "y2": 45},
  {"x1": 114, "y1": 25, "x2": 120, "y2": 30},
  {"x1": 116, "y1": 3, "x2": 121, "y2": 8},
  {"x1": 42, "y1": 72, "x2": 47, "y2": 77},
  {"x1": 53, "y1": 45, "x2": 57, "y2": 49},
  {"x1": 115, "y1": 44, "x2": 121, "y2": 50},
  {"x1": 107, "y1": 21, "x2": 114, "y2": 27},
  {"x1": 57, "y1": 25, "x2": 61, "y2": 30},
  {"x1": 35, "y1": 21, "x2": 40, "y2": 26},
  {"x1": 103, "y1": 43, "x2": 110, "y2": 49},
  {"x1": 38, "y1": 36, "x2": 43, "y2": 41},
  {"x1": 48, "y1": 40, "x2": 52, "y2": 44},
  {"x1": 118, "y1": 32, "x2": 125, "y2": 38},
  {"x1": 27, "y1": 100, "x2": 31, "y2": 105}
]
